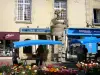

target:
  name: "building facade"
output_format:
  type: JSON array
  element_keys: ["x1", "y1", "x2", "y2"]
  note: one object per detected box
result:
[
  {"x1": 0, "y1": 0, "x2": 54, "y2": 63},
  {"x1": 67, "y1": 0, "x2": 100, "y2": 60}
]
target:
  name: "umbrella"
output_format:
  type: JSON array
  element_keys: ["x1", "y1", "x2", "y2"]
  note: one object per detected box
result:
[{"x1": 13, "y1": 40, "x2": 63, "y2": 48}]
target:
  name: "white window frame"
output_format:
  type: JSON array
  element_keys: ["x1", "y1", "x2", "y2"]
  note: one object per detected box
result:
[
  {"x1": 54, "y1": 0, "x2": 67, "y2": 21},
  {"x1": 15, "y1": 0, "x2": 32, "y2": 23}
]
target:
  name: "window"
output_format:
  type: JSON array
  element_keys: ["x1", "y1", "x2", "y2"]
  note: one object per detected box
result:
[
  {"x1": 16, "y1": 0, "x2": 31, "y2": 22},
  {"x1": 0, "y1": 40, "x2": 13, "y2": 56},
  {"x1": 93, "y1": 9, "x2": 100, "y2": 24},
  {"x1": 54, "y1": 0, "x2": 67, "y2": 23}
]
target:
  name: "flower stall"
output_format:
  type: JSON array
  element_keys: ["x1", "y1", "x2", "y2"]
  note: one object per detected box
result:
[
  {"x1": 0, "y1": 40, "x2": 77, "y2": 75},
  {"x1": 76, "y1": 61, "x2": 100, "y2": 75},
  {"x1": 0, "y1": 63, "x2": 78, "y2": 75}
]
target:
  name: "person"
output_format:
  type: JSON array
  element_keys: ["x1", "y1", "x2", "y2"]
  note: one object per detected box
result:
[
  {"x1": 12, "y1": 49, "x2": 18, "y2": 65},
  {"x1": 76, "y1": 45, "x2": 84, "y2": 62},
  {"x1": 12, "y1": 52, "x2": 18, "y2": 65},
  {"x1": 82, "y1": 45, "x2": 88, "y2": 62},
  {"x1": 36, "y1": 45, "x2": 45, "y2": 66},
  {"x1": 95, "y1": 50, "x2": 100, "y2": 62}
]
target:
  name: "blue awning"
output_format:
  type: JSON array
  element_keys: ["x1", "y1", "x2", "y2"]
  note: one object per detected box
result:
[
  {"x1": 67, "y1": 28, "x2": 100, "y2": 36},
  {"x1": 69, "y1": 38, "x2": 100, "y2": 44},
  {"x1": 70, "y1": 39, "x2": 82, "y2": 44},
  {"x1": 80, "y1": 38, "x2": 100, "y2": 43},
  {"x1": 70, "y1": 39, "x2": 86, "y2": 44},
  {"x1": 13, "y1": 40, "x2": 63, "y2": 48}
]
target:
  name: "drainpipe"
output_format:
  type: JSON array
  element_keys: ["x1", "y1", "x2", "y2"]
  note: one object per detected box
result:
[{"x1": 85, "y1": 0, "x2": 89, "y2": 28}]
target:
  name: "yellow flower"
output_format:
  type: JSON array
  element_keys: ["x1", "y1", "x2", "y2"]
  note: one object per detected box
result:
[
  {"x1": 34, "y1": 70, "x2": 37, "y2": 73},
  {"x1": 14, "y1": 68, "x2": 17, "y2": 71},
  {"x1": 56, "y1": 68, "x2": 59, "y2": 71},
  {"x1": 29, "y1": 66, "x2": 31, "y2": 68},
  {"x1": 33, "y1": 65, "x2": 36, "y2": 67},
  {"x1": 22, "y1": 71, "x2": 25, "y2": 74},
  {"x1": 64, "y1": 67, "x2": 66, "y2": 69},
  {"x1": 26, "y1": 66, "x2": 29, "y2": 68},
  {"x1": 29, "y1": 67, "x2": 31, "y2": 70}
]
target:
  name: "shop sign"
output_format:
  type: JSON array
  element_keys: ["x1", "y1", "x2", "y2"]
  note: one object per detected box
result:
[
  {"x1": 78, "y1": 30, "x2": 91, "y2": 34},
  {"x1": 5, "y1": 34, "x2": 14, "y2": 39},
  {"x1": 78, "y1": 29, "x2": 100, "y2": 34},
  {"x1": 20, "y1": 28, "x2": 50, "y2": 33},
  {"x1": 0, "y1": 32, "x2": 19, "y2": 40},
  {"x1": 67, "y1": 28, "x2": 100, "y2": 36}
]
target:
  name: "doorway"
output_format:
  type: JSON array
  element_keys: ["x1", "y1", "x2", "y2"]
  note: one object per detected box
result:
[
  {"x1": 38, "y1": 35, "x2": 47, "y2": 40},
  {"x1": 23, "y1": 39, "x2": 32, "y2": 59}
]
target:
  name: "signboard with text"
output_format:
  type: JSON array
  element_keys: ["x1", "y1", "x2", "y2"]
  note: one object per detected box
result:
[
  {"x1": 67, "y1": 28, "x2": 100, "y2": 36},
  {"x1": 20, "y1": 28, "x2": 50, "y2": 33}
]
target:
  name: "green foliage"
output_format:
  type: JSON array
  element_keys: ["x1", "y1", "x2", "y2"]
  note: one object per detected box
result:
[
  {"x1": 86, "y1": 67, "x2": 100, "y2": 75},
  {"x1": 26, "y1": 69, "x2": 32, "y2": 75},
  {"x1": 0, "y1": 65, "x2": 11, "y2": 73}
]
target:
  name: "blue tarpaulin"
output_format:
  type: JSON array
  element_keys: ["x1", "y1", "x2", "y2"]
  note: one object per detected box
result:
[{"x1": 13, "y1": 40, "x2": 63, "y2": 48}]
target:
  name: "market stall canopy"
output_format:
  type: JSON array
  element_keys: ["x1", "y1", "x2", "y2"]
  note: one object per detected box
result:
[
  {"x1": 80, "y1": 38, "x2": 100, "y2": 43},
  {"x1": 70, "y1": 39, "x2": 87, "y2": 45},
  {"x1": 13, "y1": 40, "x2": 63, "y2": 48},
  {"x1": 70, "y1": 38, "x2": 100, "y2": 44},
  {"x1": 70, "y1": 39, "x2": 82, "y2": 44}
]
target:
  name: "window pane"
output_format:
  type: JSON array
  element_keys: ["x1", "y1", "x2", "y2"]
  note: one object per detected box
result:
[
  {"x1": 54, "y1": 0, "x2": 67, "y2": 23},
  {"x1": 54, "y1": 2, "x2": 59, "y2": 8},
  {"x1": 18, "y1": 4, "x2": 23, "y2": 20},
  {"x1": 18, "y1": 0, "x2": 23, "y2": 3},
  {"x1": 24, "y1": 4, "x2": 31, "y2": 20},
  {"x1": 25, "y1": 0, "x2": 31, "y2": 3},
  {"x1": 61, "y1": 2, "x2": 66, "y2": 8}
]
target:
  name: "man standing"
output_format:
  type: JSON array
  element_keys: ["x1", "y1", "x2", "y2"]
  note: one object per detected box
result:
[
  {"x1": 82, "y1": 45, "x2": 88, "y2": 62},
  {"x1": 76, "y1": 45, "x2": 84, "y2": 62},
  {"x1": 12, "y1": 49, "x2": 18, "y2": 65},
  {"x1": 36, "y1": 45, "x2": 44, "y2": 66}
]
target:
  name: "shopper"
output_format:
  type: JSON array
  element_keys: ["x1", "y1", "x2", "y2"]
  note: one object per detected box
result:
[
  {"x1": 76, "y1": 45, "x2": 84, "y2": 62},
  {"x1": 36, "y1": 45, "x2": 45, "y2": 66},
  {"x1": 12, "y1": 52, "x2": 18, "y2": 65},
  {"x1": 82, "y1": 45, "x2": 88, "y2": 62},
  {"x1": 12, "y1": 49, "x2": 18, "y2": 65}
]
